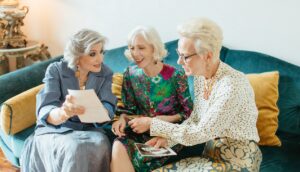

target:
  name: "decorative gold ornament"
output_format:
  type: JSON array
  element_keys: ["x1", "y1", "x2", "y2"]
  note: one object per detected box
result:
[{"x1": 0, "y1": 1, "x2": 28, "y2": 48}]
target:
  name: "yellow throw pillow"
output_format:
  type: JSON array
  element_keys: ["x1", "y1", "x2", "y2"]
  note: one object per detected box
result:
[
  {"x1": 112, "y1": 73, "x2": 124, "y2": 108},
  {"x1": 0, "y1": 84, "x2": 44, "y2": 135},
  {"x1": 247, "y1": 71, "x2": 281, "y2": 146}
]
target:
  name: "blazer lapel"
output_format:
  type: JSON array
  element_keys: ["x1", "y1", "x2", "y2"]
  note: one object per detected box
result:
[
  {"x1": 61, "y1": 62, "x2": 80, "y2": 96},
  {"x1": 86, "y1": 73, "x2": 105, "y2": 94}
]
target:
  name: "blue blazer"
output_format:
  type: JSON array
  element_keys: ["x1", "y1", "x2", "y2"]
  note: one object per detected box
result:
[{"x1": 35, "y1": 60, "x2": 117, "y2": 135}]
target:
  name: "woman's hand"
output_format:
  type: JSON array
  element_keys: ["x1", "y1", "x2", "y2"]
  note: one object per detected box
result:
[
  {"x1": 128, "y1": 117, "x2": 152, "y2": 134},
  {"x1": 145, "y1": 137, "x2": 168, "y2": 148},
  {"x1": 47, "y1": 95, "x2": 85, "y2": 125},
  {"x1": 112, "y1": 114, "x2": 127, "y2": 137},
  {"x1": 60, "y1": 95, "x2": 85, "y2": 120}
]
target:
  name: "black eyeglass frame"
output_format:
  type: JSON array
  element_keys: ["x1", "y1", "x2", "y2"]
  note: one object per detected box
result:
[{"x1": 176, "y1": 49, "x2": 197, "y2": 63}]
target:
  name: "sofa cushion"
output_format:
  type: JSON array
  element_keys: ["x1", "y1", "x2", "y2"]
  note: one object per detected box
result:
[
  {"x1": 1, "y1": 84, "x2": 43, "y2": 135},
  {"x1": 0, "y1": 136, "x2": 19, "y2": 167},
  {"x1": 112, "y1": 73, "x2": 124, "y2": 108},
  {"x1": 259, "y1": 139, "x2": 300, "y2": 172},
  {"x1": 0, "y1": 125, "x2": 35, "y2": 166},
  {"x1": 247, "y1": 71, "x2": 281, "y2": 146}
]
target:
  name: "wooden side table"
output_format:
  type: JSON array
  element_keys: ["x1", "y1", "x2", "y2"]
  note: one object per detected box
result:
[{"x1": 0, "y1": 40, "x2": 50, "y2": 75}]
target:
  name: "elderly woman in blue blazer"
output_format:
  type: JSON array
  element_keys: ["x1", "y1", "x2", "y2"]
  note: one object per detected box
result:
[{"x1": 21, "y1": 29, "x2": 117, "y2": 172}]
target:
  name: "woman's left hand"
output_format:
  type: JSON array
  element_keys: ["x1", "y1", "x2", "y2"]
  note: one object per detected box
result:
[
  {"x1": 145, "y1": 137, "x2": 168, "y2": 148},
  {"x1": 128, "y1": 117, "x2": 152, "y2": 134}
]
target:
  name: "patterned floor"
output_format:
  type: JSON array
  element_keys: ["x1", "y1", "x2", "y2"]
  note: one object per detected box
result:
[{"x1": 0, "y1": 148, "x2": 20, "y2": 172}]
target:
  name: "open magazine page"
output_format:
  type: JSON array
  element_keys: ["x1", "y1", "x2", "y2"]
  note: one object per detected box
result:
[
  {"x1": 135, "y1": 143, "x2": 177, "y2": 157},
  {"x1": 68, "y1": 89, "x2": 110, "y2": 123}
]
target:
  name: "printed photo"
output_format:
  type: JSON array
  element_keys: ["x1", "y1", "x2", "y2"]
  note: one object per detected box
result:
[{"x1": 135, "y1": 143, "x2": 177, "y2": 157}]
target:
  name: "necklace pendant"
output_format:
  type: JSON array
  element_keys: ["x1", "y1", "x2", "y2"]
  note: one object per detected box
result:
[{"x1": 203, "y1": 91, "x2": 209, "y2": 100}]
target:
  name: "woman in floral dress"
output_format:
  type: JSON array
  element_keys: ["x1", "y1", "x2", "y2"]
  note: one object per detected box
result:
[{"x1": 110, "y1": 26, "x2": 193, "y2": 172}]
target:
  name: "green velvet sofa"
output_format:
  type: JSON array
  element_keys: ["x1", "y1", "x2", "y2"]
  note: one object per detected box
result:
[{"x1": 0, "y1": 40, "x2": 299, "y2": 171}]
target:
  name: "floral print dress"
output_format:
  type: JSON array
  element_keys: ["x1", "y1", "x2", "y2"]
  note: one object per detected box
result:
[{"x1": 116, "y1": 64, "x2": 193, "y2": 172}]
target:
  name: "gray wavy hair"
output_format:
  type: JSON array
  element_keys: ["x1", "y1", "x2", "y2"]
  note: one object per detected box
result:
[
  {"x1": 177, "y1": 18, "x2": 223, "y2": 62},
  {"x1": 64, "y1": 29, "x2": 107, "y2": 70},
  {"x1": 124, "y1": 26, "x2": 167, "y2": 62}
]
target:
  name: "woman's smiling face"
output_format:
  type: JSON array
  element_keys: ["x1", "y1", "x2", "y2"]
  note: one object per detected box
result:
[{"x1": 129, "y1": 34, "x2": 155, "y2": 69}]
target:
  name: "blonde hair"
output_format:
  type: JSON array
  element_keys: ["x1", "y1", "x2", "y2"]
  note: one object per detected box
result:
[
  {"x1": 64, "y1": 29, "x2": 107, "y2": 70},
  {"x1": 124, "y1": 26, "x2": 167, "y2": 62},
  {"x1": 177, "y1": 18, "x2": 223, "y2": 61}
]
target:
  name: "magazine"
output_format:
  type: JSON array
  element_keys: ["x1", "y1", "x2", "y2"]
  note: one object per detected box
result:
[{"x1": 135, "y1": 143, "x2": 177, "y2": 157}]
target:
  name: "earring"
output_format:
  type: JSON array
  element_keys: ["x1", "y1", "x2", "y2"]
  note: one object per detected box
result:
[{"x1": 75, "y1": 65, "x2": 80, "y2": 78}]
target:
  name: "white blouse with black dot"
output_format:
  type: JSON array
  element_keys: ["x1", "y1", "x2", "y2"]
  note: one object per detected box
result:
[{"x1": 150, "y1": 62, "x2": 260, "y2": 147}]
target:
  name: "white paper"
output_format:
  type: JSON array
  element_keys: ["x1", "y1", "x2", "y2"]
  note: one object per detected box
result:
[{"x1": 68, "y1": 89, "x2": 110, "y2": 123}]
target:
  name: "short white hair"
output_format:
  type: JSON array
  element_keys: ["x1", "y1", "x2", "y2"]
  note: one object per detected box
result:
[
  {"x1": 124, "y1": 26, "x2": 167, "y2": 62},
  {"x1": 64, "y1": 29, "x2": 107, "y2": 70},
  {"x1": 177, "y1": 18, "x2": 223, "y2": 60}
]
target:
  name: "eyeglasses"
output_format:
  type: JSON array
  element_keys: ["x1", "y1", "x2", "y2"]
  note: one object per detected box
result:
[{"x1": 176, "y1": 49, "x2": 197, "y2": 63}]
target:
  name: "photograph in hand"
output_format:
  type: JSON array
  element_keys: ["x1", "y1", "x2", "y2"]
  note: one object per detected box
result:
[{"x1": 135, "y1": 143, "x2": 176, "y2": 157}]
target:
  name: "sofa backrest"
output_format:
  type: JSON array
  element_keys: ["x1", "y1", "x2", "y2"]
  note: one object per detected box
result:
[
  {"x1": 103, "y1": 40, "x2": 228, "y2": 72},
  {"x1": 0, "y1": 57, "x2": 62, "y2": 105}
]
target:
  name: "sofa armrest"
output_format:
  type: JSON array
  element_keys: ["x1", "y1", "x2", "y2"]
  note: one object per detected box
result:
[{"x1": 0, "y1": 84, "x2": 44, "y2": 135}]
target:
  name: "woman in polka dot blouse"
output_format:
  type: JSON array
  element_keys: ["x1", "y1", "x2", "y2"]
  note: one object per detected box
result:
[{"x1": 146, "y1": 18, "x2": 262, "y2": 172}]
